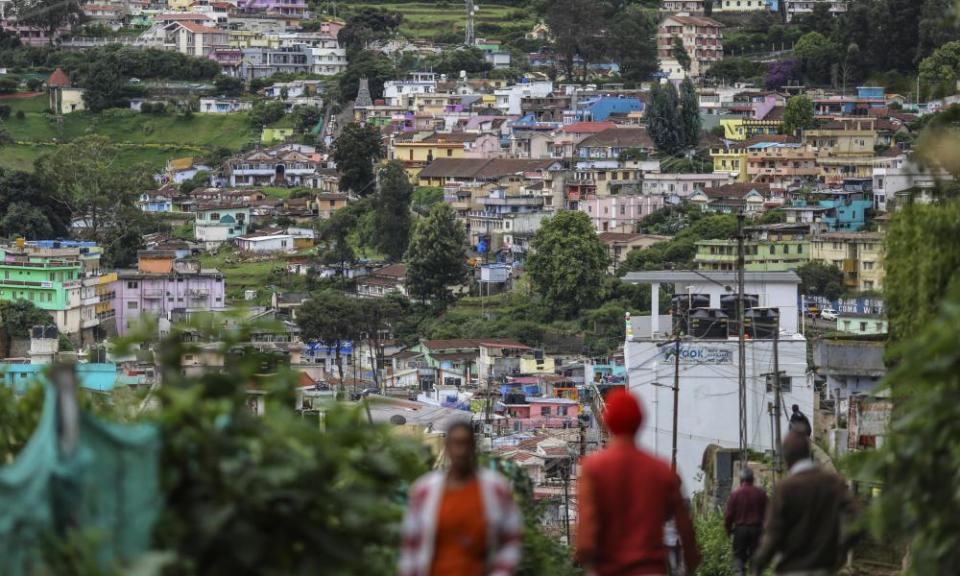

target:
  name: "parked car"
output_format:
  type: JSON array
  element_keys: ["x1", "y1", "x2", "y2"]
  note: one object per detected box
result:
[{"x1": 820, "y1": 308, "x2": 838, "y2": 321}]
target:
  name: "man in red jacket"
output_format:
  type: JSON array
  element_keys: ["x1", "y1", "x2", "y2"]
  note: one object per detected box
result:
[
  {"x1": 725, "y1": 467, "x2": 768, "y2": 576},
  {"x1": 576, "y1": 389, "x2": 701, "y2": 576}
]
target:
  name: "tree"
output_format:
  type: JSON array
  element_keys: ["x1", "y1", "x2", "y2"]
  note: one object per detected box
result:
[
  {"x1": 0, "y1": 78, "x2": 16, "y2": 95},
  {"x1": 526, "y1": 211, "x2": 609, "y2": 319},
  {"x1": 11, "y1": 0, "x2": 87, "y2": 45},
  {"x1": 0, "y1": 299, "x2": 54, "y2": 356},
  {"x1": 426, "y1": 47, "x2": 492, "y2": 76},
  {"x1": 672, "y1": 35, "x2": 691, "y2": 72},
  {"x1": 337, "y1": 8, "x2": 403, "y2": 57},
  {"x1": 796, "y1": 261, "x2": 845, "y2": 301},
  {"x1": 332, "y1": 123, "x2": 383, "y2": 196},
  {"x1": 796, "y1": 2, "x2": 834, "y2": 36},
  {"x1": 679, "y1": 78, "x2": 700, "y2": 149},
  {"x1": 296, "y1": 291, "x2": 361, "y2": 397},
  {"x1": 782, "y1": 95, "x2": 816, "y2": 137},
  {"x1": 610, "y1": 5, "x2": 658, "y2": 83},
  {"x1": 318, "y1": 205, "x2": 358, "y2": 277},
  {"x1": 0, "y1": 168, "x2": 70, "y2": 237},
  {"x1": 919, "y1": 41, "x2": 960, "y2": 100},
  {"x1": 765, "y1": 59, "x2": 800, "y2": 90},
  {"x1": 374, "y1": 161, "x2": 413, "y2": 262},
  {"x1": 646, "y1": 82, "x2": 683, "y2": 155},
  {"x1": 405, "y1": 203, "x2": 468, "y2": 307},
  {"x1": 33, "y1": 137, "x2": 149, "y2": 266},
  {"x1": 213, "y1": 75, "x2": 243, "y2": 97},
  {"x1": 794, "y1": 32, "x2": 836, "y2": 85},
  {"x1": 539, "y1": 0, "x2": 603, "y2": 79},
  {"x1": 81, "y1": 54, "x2": 128, "y2": 112},
  {"x1": 0, "y1": 202, "x2": 54, "y2": 239}
]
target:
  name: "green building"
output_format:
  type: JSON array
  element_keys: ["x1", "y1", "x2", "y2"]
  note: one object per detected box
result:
[
  {"x1": 0, "y1": 240, "x2": 115, "y2": 344},
  {"x1": 694, "y1": 223, "x2": 813, "y2": 272}
]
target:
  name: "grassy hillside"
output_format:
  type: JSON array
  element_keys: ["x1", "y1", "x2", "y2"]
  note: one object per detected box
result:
[
  {"x1": 346, "y1": 2, "x2": 534, "y2": 41},
  {"x1": 1, "y1": 95, "x2": 255, "y2": 172}
]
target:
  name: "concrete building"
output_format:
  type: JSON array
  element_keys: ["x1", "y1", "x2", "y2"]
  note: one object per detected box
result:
[
  {"x1": 641, "y1": 172, "x2": 733, "y2": 199},
  {"x1": 784, "y1": 0, "x2": 848, "y2": 22},
  {"x1": 599, "y1": 232, "x2": 671, "y2": 271},
  {"x1": 810, "y1": 232, "x2": 884, "y2": 292},
  {"x1": 579, "y1": 193, "x2": 664, "y2": 233},
  {"x1": 275, "y1": 32, "x2": 347, "y2": 75},
  {"x1": 872, "y1": 152, "x2": 951, "y2": 212},
  {"x1": 836, "y1": 313, "x2": 887, "y2": 335},
  {"x1": 194, "y1": 204, "x2": 250, "y2": 250},
  {"x1": 658, "y1": 13, "x2": 724, "y2": 79},
  {"x1": 233, "y1": 231, "x2": 296, "y2": 254},
  {"x1": 745, "y1": 143, "x2": 818, "y2": 191},
  {"x1": 623, "y1": 270, "x2": 812, "y2": 493},
  {"x1": 111, "y1": 251, "x2": 225, "y2": 335},
  {"x1": 714, "y1": 0, "x2": 772, "y2": 11},
  {"x1": 695, "y1": 223, "x2": 812, "y2": 272}
]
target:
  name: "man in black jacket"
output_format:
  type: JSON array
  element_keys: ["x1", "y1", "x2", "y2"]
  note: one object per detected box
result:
[{"x1": 753, "y1": 432, "x2": 857, "y2": 576}]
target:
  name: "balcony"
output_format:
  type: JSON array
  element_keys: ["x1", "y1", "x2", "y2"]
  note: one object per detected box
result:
[{"x1": 143, "y1": 290, "x2": 164, "y2": 300}]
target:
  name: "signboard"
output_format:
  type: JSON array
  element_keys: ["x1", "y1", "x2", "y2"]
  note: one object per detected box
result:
[{"x1": 661, "y1": 345, "x2": 734, "y2": 365}]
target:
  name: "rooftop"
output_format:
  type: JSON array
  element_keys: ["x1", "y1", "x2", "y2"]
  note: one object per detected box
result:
[{"x1": 623, "y1": 270, "x2": 801, "y2": 284}]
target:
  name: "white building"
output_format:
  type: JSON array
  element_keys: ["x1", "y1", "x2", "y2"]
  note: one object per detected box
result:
[
  {"x1": 622, "y1": 270, "x2": 813, "y2": 493},
  {"x1": 234, "y1": 232, "x2": 296, "y2": 253},
  {"x1": 494, "y1": 81, "x2": 554, "y2": 116},
  {"x1": 784, "y1": 0, "x2": 848, "y2": 22},
  {"x1": 641, "y1": 172, "x2": 733, "y2": 198},
  {"x1": 714, "y1": 0, "x2": 771, "y2": 11},
  {"x1": 276, "y1": 33, "x2": 347, "y2": 76},
  {"x1": 657, "y1": 13, "x2": 724, "y2": 80},
  {"x1": 383, "y1": 73, "x2": 439, "y2": 107},
  {"x1": 872, "y1": 153, "x2": 951, "y2": 211}
]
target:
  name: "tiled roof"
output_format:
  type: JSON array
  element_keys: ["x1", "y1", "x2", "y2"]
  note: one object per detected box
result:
[
  {"x1": 560, "y1": 121, "x2": 616, "y2": 134},
  {"x1": 179, "y1": 22, "x2": 224, "y2": 34},
  {"x1": 598, "y1": 232, "x2": 670, "y2": 245},
  {"x1": 702, "y1": 183, "x2": 771, "y2": 200},
  {"x1": 417, "y1": 158, "x2": 557, "y2": 180},
  {"x1": 578, "y1": 127, "x2": 654, "y2": 150},
  {"x1": 422, "y1": 338, "x2": 530, "y2": 351},
  {"x1": 665, "y1": 14, "x2": 724, "y2": 27},
  {"x1": 373, "y1": 263, "x2": 406, "y2": 279},
  {"x1": 48, "y1": 68, "x2": 70, "y2": 88}
]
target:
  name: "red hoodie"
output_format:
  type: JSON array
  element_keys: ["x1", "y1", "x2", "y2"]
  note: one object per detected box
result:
[{"x1": 576, "y1": 440, "x2": 700, "y2": 575}]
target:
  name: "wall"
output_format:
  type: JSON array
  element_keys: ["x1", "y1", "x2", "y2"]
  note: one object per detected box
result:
[{"x1": 626, "y1": 336, "x2": 812, "y2": 493}]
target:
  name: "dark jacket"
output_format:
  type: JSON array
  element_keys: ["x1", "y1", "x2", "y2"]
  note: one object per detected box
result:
[
  {"x1": 724, "y1": 483, "x2": 768, "y2": 534},
  {"x1": 753, "y1": 462, "x2": 856, "y2": 574}
]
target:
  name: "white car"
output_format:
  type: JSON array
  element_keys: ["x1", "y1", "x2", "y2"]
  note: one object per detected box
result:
[{"x1": 820, "y1": 308, "x2": 838, "y2": 321}]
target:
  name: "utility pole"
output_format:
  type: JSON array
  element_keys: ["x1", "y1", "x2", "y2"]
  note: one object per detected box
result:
[
  {"x1": 772, "y1": 317, "x2": 784, "y2": 478},
  {"x1": 671, "y1": 324, "x2": 681, "y2": 472},
  {"x1": 465, "y1": 0, "x2": 475, "y2": 46},
  {"x1": 736, "y1": 210, "x2": 748, "y2": 465}
]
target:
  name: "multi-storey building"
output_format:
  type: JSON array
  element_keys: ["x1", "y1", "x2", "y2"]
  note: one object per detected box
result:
[
  {"x1": 194, "y1": 204, "x2": 251, "y2": 250},
  {"x1": 872, "y1": 152, "x2": 951, "y2": 211},
  {"x1": 810, "y1": 231, "x2": 884, "y2": 292},
  {"x1": 745, "y1": 143, "x2": 819, "y2": 192},
  {"x1": 225, "y1": 146, "x2": 320, "y2": 187},
  {"x1": 784, "y1": 0, "x2": 848, "y2": 22},
  {"x1": 661, "y1": 0, "x2": 705, "y2": 11},
  {"x1": 276, "y1": 32, "x2": 347, "y2": 76},
  {"x1": 0, "y1": 240, "x2": 115, "y2": 343},
  {"x1": 714, "y1": 0, "x2": 772, "y2": 11},
  {"x1": 694, "y1": 223, "x2": 813, "y2": 272},
  {"x1": 657, "y1": 13, "x2": 724, "y2": 79},
  {"x1": 804, "y1": 117, "x2": 878, "y2": 187},
  {"x1": 578, "y1": 194, "x2": 664, "y2": 233},
  {"x1": 111, "y1": 251, "x2": 225, "y2": 335}
]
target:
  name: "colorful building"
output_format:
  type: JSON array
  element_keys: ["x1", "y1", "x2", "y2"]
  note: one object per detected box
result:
[
  {"x1": 657, "y1": 13, "x2": 724, "y2": 79},
  {"x1": 0, "y1": 240, "x2": 114, "y2": 343},
  {"x1": 745, "y1": 143, "x2": 819, "y2": 191},
  {"x1": 110, "y1": 251, "x2": 226, "y2": 335},
  {"x1": 694, "y1": 224, "x2": 812, "y2": 272},
  {"x1": 194, "y1": 204, "x2": 251, "y2": 250},
  {"x1": 810, "y1": 231, "x2": 884, "y2": 292}
]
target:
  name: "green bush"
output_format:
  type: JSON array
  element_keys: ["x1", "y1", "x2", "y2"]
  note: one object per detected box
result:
[{"x1": 695, "y1": 512, "x2": 734, "y2": 576}]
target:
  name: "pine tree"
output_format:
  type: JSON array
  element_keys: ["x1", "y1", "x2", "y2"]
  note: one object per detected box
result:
[
  {"x1": 374, "y1": 161, "x2": 413, "y2": 262},
  {"x1": 405, "y1": 203, "x2": 468, "y2": 307},
  {"x1": 646, "y1": 83, "x2": 683, "y2": 155},
  {"x1": 679, "y1": 78, "x2": 701, "y2": 149}
]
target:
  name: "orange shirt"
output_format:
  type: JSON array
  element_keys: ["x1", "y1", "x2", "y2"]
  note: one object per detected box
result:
[{"x1": 430, "y1": 479, "x2": 488, "y2": 576}]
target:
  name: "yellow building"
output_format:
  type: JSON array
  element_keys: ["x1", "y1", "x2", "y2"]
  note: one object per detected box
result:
[
  {"x1": 47, "y1": 68, "x2": 85, "y2": 115},
  {"x1": 167, "y1": 0, "x2": 193, "y2": 10},
  {"x1": 710, "y1": 147, "x2": 750, "y2": 182},
  {"x1": 810, "y1": 232, "x2": 884, "y2": 292},
  {"x1": 804, "y1": 117, "x2": 878, "y2": 186},
  {"x1": 391, "y1": 133, "x2": 474, "y2": 178},
  {"x1": 520, "y1": 354, "x2": 556, "y2": 375},
  {"x1": 721, "y1": 118, "x2": 783, "y2": 141}
]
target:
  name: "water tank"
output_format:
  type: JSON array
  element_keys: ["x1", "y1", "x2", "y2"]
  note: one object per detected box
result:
[
  {"x1": 747, "y1": 308, "x2": 780, "y2": 339},
  {"x1": 689, "y1": 308, "x2": 729, "y2": 340},
  {"x1": 722, "y1": 294, "x2": 760, "y2": 336},
  {"x1": 671, "y1": 294, "x2": 710, "y2": 334}
]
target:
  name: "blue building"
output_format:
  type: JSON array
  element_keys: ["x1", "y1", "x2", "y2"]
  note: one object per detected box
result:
[
  {"x1": 0, "y1": 362, "x2": 142, "y2": 395},
  {"x1": 576, "y1": 96, "x2": 643, "y2": 122},
  {"x1": 795, "y1": 189, "x2": 873, "y2": 232}
]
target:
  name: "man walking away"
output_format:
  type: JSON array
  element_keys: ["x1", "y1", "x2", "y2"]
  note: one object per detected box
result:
[
  {"x1": 753, "y1": 432, "x2": 857, "y2": 576},
  {"x1": 399, "y1": 421, "x2": 522, "y2": 576},
  {"x1": 725, "y1": 467, "x2": 767, "y2": 576},
  {"x1": 789, "y1": 404, "x2": 812, "y2": 437},
  {"x1": 576, "y1": 389, "x2": 701, "y2": 576}
]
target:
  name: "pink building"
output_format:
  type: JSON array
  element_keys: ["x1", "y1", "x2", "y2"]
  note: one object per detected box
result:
[
  {"x1": 579, "y1": 194, "x2": 664, "y2": 233},
  {"x1": 110, "y1": 252, "x2": 226, "y2": 335},
  {"x1": 502, "y1": 397, "x2": 579, "y2": 431}
]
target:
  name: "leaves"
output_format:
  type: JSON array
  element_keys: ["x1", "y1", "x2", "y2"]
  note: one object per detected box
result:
[
  {"x1": 527, "y1": 211, "x2": 609, "y2": 320},
  {"x1": 782, "y1": 95, "x2": 816, "y2": 137},
  {"x1": 405, "y1": 203, "x2": 468, "y2": 307},
  {"x1": 374, "y1": 161, "x2": 413, "y2": 262},
  {"x1": 331, "y1": 123, "x2": 383, "y2": 196}
]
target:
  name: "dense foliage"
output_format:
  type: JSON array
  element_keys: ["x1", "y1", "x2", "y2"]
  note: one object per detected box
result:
[
  {"x1": 0, "y1": 168, "x2": 71, "y2": 239},
  {"x1": 782, "y1": 95, "x2": 817, "y2": 137},
  {"x1": 853, "y1": 284, "x2": 960, "y2": 574},
  {"x1": 526, "y1": 211, "x2": 609, "y2": 320},
  {"x1": 331, "y1": 123, "x2": 383, "y2": 196},
  {"x1": 374, "y1": 161, "x2": 413, "y2": 262},
  {"x1": 693, "y1": 512, "x2": 734, "y2": 576},
  {"x1": 624, "y1": 206, "x2": 737, "y2": 272},
  {"x1": 405, "y1": 203, "x2": 469, "y2": 307},
  {"x1": 0, "y1": 45, "x2": 220, "y2": 81},
  {"x1": 796, "y1": 261, "x2": 845, "y2": 301}
]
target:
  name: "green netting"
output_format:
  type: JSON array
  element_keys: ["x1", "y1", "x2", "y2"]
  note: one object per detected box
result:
[{"x1": 0, "y1": 385, "x2": 163, "y2": 575}]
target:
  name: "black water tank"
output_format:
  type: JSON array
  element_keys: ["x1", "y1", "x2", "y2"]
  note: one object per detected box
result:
[
  {"x1": 722, "y1": 294, "x2": 760, "y2": 336},
  {"x1": 747, "y1": 308, "x2": 780, "y2": 339},
  {"x1": 672, "y1": 294, "x2": 710, "y2": 334},
  {"x1": 689, "y1": 308, "x2": 729, "y2": 339}
]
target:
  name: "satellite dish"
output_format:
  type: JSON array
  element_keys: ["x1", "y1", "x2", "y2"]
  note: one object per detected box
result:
[{"x1": 390, "y1": 415, "x2": 407, "y2": 426}]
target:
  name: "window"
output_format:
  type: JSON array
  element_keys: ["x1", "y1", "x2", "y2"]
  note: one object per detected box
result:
[
  {"x1": 766, "y1": 374, "x2": 792, "y2": 393},
  {"x1": 864, "y1": 280, "x2": 874, "y2": 290},
  {"x1": 875, "y1": 322, "x2": 883, "y2": 331},
  {"x1": 769, "y1": 246, "x2": 775, "y2": 255},
  {"x1": 209, "y1": 212, "x2": 220, "y2": 221},
  {"x1": 798, "y1": 244, "x2": 803, "y2": 254},
  {"x1": 860, "y1": 322, "x2": 868, "y2": 332},
  {"x1": 446, "y1": 148, "x2": 452, "y2": 157},
  {"x1": 408, "y1": 149, "x2": 413, "y2": 161},
  {"x1": 541, "y1": 407, "x2": 551, "y2": 417},
  {"x1": 783, "y1": 245, "x2": 790, "y2": 254},
  {"x1": 620, "y1": 205, "x2": 626, "y2": 215},
  {"x1": 863, "y1": 261, "x2": 874, "y2": 270},
  {"x1": 127, "y1": 281, "x2": 138, "y2": 289},
  {"x1": 127, "y1": 301, "x2": 138, "y2": 310}
]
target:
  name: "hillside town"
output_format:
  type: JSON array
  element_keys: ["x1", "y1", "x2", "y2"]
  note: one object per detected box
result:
[{"x1": 0, "y1": 0, "x2": 957, "y2": 574}]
